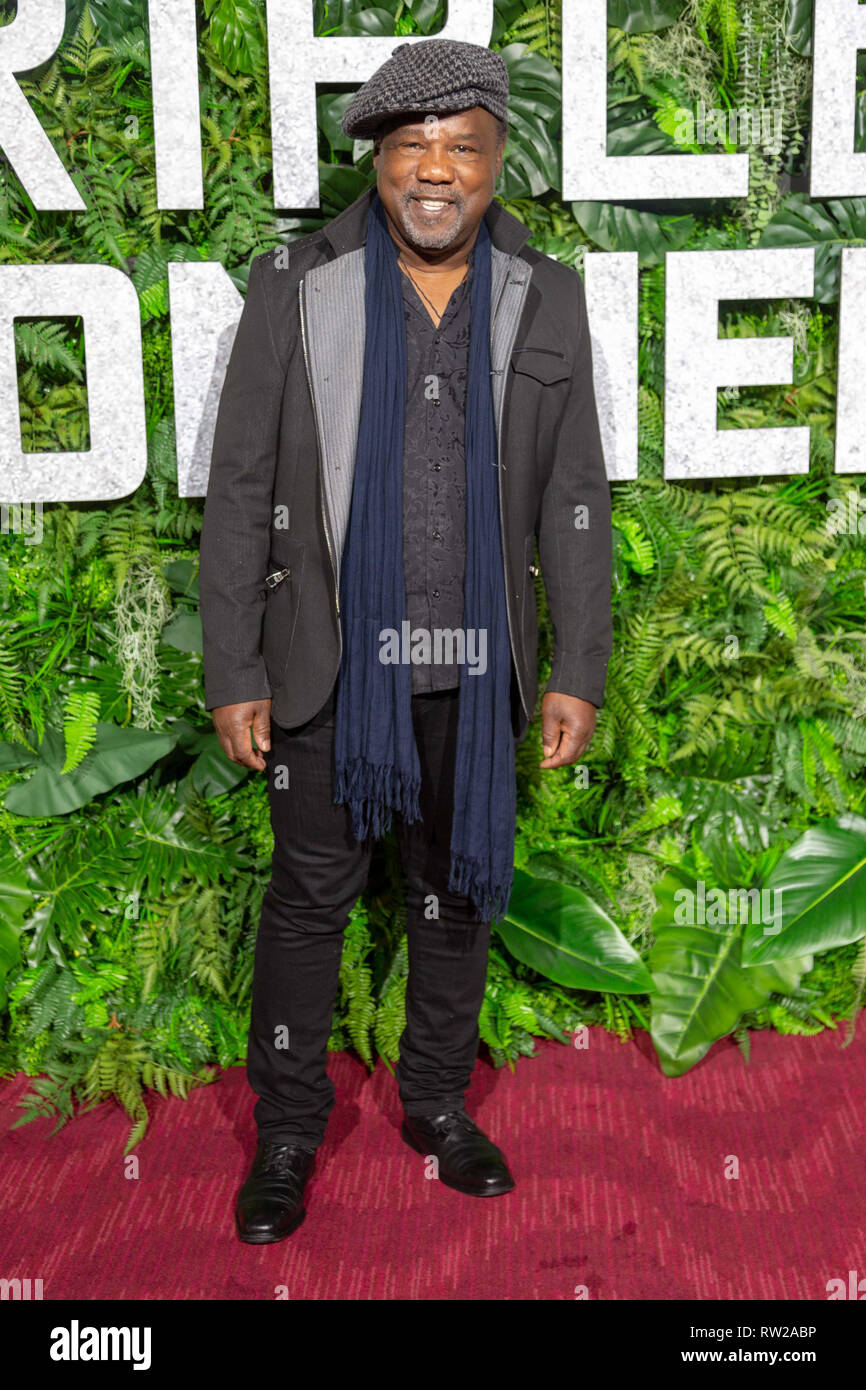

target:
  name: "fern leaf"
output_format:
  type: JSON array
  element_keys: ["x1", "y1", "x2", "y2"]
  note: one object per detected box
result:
[{"x1": 61, "y1": 690, "x2": 101, "y2": 773}]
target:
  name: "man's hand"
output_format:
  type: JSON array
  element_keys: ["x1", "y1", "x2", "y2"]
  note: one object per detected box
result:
[
  {"x1": 212, "y1": 698, "x2": 272, "y2": 772},
  {"x1": 539, "y1": 692, "x2": 597, "y2": 769}
]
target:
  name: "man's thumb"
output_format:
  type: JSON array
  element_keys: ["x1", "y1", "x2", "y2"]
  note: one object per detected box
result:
[
  {"x1": 541, "y1": 715, "x2": 560, "y2": 759},
  {"x1": 252, "y1": 708, "x2": 271, "y2": 752}
]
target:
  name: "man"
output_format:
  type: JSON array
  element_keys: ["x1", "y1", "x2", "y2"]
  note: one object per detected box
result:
[{"x1": 199, "y1": 38, "x2": 612, "y2": 1245}]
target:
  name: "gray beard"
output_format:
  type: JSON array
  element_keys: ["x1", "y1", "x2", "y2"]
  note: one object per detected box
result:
[{"x1": 395, "y1": 194, "x2": 468, "y2": 250}]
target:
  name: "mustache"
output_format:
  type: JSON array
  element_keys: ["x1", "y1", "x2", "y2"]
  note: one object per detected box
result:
[{"x1": 404, "y1": 191, "x2": 462, "y2": 204}]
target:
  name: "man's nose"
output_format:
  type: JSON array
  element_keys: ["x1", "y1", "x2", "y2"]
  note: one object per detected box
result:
[{"x1": 414, "y1": 144, "x2": 455, "y2": 182}]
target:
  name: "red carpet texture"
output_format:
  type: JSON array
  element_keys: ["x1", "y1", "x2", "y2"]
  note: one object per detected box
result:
[{"x1": 1, "y1": 1026, "x2": 864, "y2": 1300}]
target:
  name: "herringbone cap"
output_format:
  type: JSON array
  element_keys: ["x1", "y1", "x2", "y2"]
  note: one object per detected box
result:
[{"x1": 341, "y1": 38, "x2": 509, "y2": 139}]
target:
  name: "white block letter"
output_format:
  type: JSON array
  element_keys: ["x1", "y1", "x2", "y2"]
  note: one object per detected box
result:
[
  {"x1": 0, "y1": 0, "x2": 85, "y2": 210},
  {"x1": 665, "y1": 248, "x2": 814, "y2": 479},
  {"x1": 169, "y1": 262, "x2": 248, "y2": 498},
  {"x1": 584, "y1": 251, "x2": 638, "y2": 481},
  {"x1": 0, "y1": 266, "x2": 146, "y2": 501},
  {"x1": 562, "y1": 0, "x2": 748, "y2": 202},
  {"x1": 149, "y1": 0, "x2": 203, "y2": 209},
  {"x1": 811, "y1": 0, "x2": 866, "y2": 197},
  {"x1": 835, "y1": 247, "x2": 866, "y2": 473}
]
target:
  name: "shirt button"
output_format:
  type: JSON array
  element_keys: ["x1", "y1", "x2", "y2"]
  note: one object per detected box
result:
[
  {"x1": 432, "y1": 463, "x2": 441, "y2": 471},
  {"x1": 431, "y1": 589, "x2": 440, "y2": 599},
  {"x1": 432, "y1": 531, "x2": 442, "y2": 541}
]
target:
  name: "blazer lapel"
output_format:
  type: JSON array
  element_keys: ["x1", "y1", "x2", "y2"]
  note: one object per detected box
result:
[
  {"x1": 301, "y1": 248, "x2": 366, "y2": 592},
  {"x1": 489, "y1": 246, "x2": 532, "y2": 463}
]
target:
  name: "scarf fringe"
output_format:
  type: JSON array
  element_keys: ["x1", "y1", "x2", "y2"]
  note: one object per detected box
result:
[
  {"x1": 334, "y1": 756, "x2": 421, "y2": 840},
  {"x1": 449, "y1": 850, "x2": 513, "y2": 925}
]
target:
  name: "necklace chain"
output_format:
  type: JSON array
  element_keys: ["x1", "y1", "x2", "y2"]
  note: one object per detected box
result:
[{"x1": 397, "y1": 254, "x2": 469, "y2": 322}]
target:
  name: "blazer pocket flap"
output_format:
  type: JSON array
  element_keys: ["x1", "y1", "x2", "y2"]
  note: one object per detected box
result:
[{"x1": 510, "y1": 348, "x2": 572, "y2": 384}]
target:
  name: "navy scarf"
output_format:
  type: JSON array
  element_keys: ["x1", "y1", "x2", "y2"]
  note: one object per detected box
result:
[{"x1": 332, "y1": 191, "x2": 516, "y2": 923}]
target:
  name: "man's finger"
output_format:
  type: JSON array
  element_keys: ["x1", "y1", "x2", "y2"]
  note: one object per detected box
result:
[
  {"x1": 540, "y1": 722, "x2": 582, "y2": 768},
  {"x1": 251, "y1": 707, "x2": 271, "y2": 754},
  {"x1": 229, "y1": 735, "x2": 266, "y2": 771},
  {"x1": 219, "y1": 719, "x2": 265, "y2": 771},
  {"x1": 541, "y1": 722, "x2": 562, "y2": 759}
]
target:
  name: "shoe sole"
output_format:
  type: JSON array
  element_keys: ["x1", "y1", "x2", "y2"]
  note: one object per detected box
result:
[
  {"x1": 400, "y1": 1122, "x2": 515, "y2": 1197},
  {"x1": 235, "y1": 1205, "x2": 307, "y2": 1244}
]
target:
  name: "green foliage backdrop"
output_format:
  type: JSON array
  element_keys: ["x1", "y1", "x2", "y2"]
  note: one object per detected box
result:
[{"x1": 1, "y1": 0, "x2": 865, "y2": 1152}]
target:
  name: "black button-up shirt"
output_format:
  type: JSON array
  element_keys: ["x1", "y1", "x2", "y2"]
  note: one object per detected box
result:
[{"x1": 400, "y1": 252, "x2": 473, "y2": 693}]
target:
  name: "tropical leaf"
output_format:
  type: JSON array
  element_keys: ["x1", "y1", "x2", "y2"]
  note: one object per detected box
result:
[
  {"x1": 160, "y1": 611, "x2": 202, "y2": 654},
  {"x1": 62, "y1": 690, "x2": 101, "y2": 774},
  {"x1": 69, "y1": 0, "x2": 148, "y2": 48},
  {"x1": 119, "y1": 785, "x2": 250, "y2": 895},
  {"x1": 759, "y1": 194, "x2": 866, "y2": 302},
  {"x1": 162, "y1": 559, "x2": 200, "y2": 601},
  {"x1": 202, "y1": 0, "x2": 267, "y2": 74},
  {"x1": 0, "y1": 854, "x2": 28, "y2": 1010},
  {"x1": 403, "y1": 0, "x2": 446, "y2": 34},
  {"x1": 5, "y1": 724, "x2": 179, "y2": 817},
  {"x1": 608, "y1": 0, "x2": 686, "y2": 33},
  {"x1": 497, "y1": 868, "x2": 655, "y2": 993},
  {"x1": 318, "y1": 163, "x2": 372, "y2": 218},
  {"x1": 742, "y1": 814, "x2": 866, "y2": 965},
  {"x1": 785, "y1": 0, "x2": 813, "y2": 56},
  {"x1": 317, "y1": 93, "x2": 358, "y2": 156},
  {"x1": 498, "y1": 44, "x2": 562, "y2": 199},
  {"x1": 613, "y1": 513, "x2": 655, "y2": 573},
  {"x1": 571, "y1": 200, "x2": 695, "y2": 264},
  {"x1": 608, "y1": 113, "x2": 686, "y2": 158},
  {"x1": 649, "y1": 865, "x2": 810, "y2": 1076},
  {"x1": 0, "y1": 741, "x2": 39, "y2": 773},
  {"x1": 502, "y1": 1, "x2": 562, "y2": 65},
  {"x1": 186, "y1": 731, "x2": 249, "y2": 798}
]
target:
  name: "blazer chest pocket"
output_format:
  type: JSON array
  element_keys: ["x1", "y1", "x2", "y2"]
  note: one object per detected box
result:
[
  {"x1": 510, "y1": 347, "x2": 572, "y2": 385},
  {"x1": 261, "y1": 540, "x2": 306, "y2": 687}
]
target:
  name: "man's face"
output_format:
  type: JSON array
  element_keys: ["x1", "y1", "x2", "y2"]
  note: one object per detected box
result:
[{"x1": 372, "y1": 107, "x2": 504, "y2": 252}]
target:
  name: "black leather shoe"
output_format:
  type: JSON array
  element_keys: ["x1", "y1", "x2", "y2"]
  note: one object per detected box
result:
[
  {"x1": 401, "y1": 1110, "x2": 515, "y2": 1197},
  {"x1": 235, "y1": 1140, "x2": 317, "y2": 1244}
]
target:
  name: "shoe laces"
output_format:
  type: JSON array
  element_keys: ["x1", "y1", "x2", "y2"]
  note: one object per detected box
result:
[
  {"x1": 258, "y1": 1142, "x2": 314, "y2": 1176},
  {"x1": 425, "y1": 1110, "x2": 476, "y2": 1137}
]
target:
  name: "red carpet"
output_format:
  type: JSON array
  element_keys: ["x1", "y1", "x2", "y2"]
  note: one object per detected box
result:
[{"x1": 2, "y1": 1026, "x2": 864, "y2": 1300}]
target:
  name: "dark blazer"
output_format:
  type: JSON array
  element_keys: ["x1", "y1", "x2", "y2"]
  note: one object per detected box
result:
[{"x1": 199, "y1": 184, "x2": 612, "y2": 744}]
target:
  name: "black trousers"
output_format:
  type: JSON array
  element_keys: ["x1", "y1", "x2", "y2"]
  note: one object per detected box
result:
[{"x1": 246, "y1": 682, "x2": 497, "y2": 1150}]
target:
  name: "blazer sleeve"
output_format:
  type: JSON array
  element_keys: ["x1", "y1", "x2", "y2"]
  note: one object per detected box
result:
[
  {"x1": 198, "y1": 253, "x2": 285, "y2": 711},
  {"x1": 537, "y1": 266, "x2": 613, "y2": 709}
]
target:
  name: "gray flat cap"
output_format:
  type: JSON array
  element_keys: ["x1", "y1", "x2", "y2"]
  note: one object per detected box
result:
[{"x1": 341, "y1": 38, "x2": 509, "y2": 140}]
